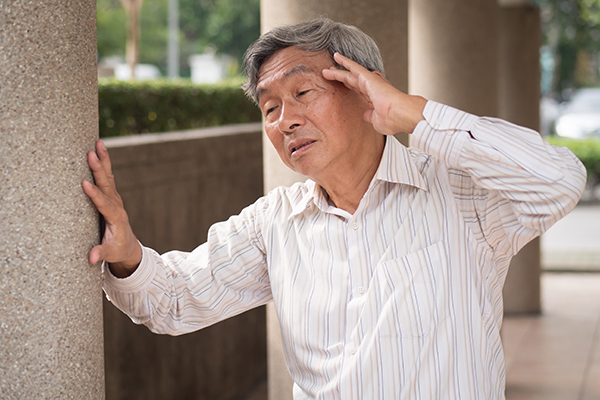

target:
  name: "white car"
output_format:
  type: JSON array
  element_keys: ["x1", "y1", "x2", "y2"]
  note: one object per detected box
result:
[
  {"x1": 555, "y1": 88, "x2": 600, "y2": 139},
  {"x1": 114, "y1": 63, "x2": 161, "y2": 81}
]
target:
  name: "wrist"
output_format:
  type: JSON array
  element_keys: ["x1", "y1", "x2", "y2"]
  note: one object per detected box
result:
[
  {"x1": 405, "y1": 96, "x2": 427, "y2": 133},
  {"x1": 388, "y1": 95, "x2": 427, "y2": 134},
  {"x1": 109, "y1": 242, "x2": 142, "y2": 278}
]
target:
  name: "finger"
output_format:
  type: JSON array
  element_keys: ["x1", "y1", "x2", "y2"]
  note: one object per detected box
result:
[
  {"x1": 322, "y1": 66, "x2": 358, "y2": 90},
  {"x1": 332, "y1": 52, "x2": 370, "y2": 76},
  {"x1": 87, "y1": 148, "x2": 114, "y2": 194},
  {"x1": 325, "y1": 53, "x2": 379, "y2": 95},
  {"x1": 95, "y1": 140, "x2": 115, "y2": 179},
  {"x1": 90, "y1": 244, "x2": 115, "y2": 265},
  {"x1": 331, "y1": 53, "x2": 389, "y2": 90},
  {"x1": 363, "y1": 109, "x2": 374, "y2": 125},
  {"x1": 82, "y1": 179, "x2": 112, "y2": 215},
  {"x1": 89, "y1": 244, "x2": 104, "y2": 264},
  {"x1": 83, "y1": 178, "x2": 125, "y2": 225},
  {"x1": 323, "y1": 66, "x2": 375, "y2": 108}
]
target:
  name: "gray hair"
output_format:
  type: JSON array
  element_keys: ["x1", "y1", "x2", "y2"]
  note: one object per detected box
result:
[{"x1": 242, "y1": 17, "x2": 385, "y2": 104}]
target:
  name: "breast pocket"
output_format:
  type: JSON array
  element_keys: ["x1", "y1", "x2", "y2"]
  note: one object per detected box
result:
[{"x1": 374, "y1": 241, "x2": 450, "y2": 338}]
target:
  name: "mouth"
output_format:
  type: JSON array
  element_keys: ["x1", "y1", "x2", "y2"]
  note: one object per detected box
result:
[{"x1": 290, "y1": 140, "x2": 316, "y2": 156}]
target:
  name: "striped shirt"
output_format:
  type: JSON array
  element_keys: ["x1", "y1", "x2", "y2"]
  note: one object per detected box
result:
[{"x1": 103, "y1": 101, "x2": 586, "y2": 399}]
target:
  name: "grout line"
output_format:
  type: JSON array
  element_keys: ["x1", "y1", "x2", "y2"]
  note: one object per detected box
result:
[
  {"x1": 542, "y1": 269, "x2": 600, "y2": 274},
  {"x1": 577, "y1": 307, "x2": 600, "y2": 400},
  {"x1": 504, "y1": 316, "x2": 537, "y2": 373}
]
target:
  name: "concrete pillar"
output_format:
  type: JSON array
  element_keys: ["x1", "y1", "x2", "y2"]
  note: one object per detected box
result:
[
  {"x1": 410, "y1": 1, "x2": 543, "y2": 314},
  {"x1": 498, "y1": 6, "x2": 541, "y2": 131},
  {"x1": 498, "y1": 5, "x2": 542, "y2": 314},
  {"x1": 0, "y1": 2, "x2": 104, "y2": 398},
  {"x1": 260, "y1": 2, "x2": 409, "y2": 398},
  {"x1": 409, "y1": 0, "x2": 500, "y2": 117}
]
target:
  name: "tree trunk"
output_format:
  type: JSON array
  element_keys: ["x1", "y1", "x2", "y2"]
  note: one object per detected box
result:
[{"x1": 120, "y1": 0, "x2": 144, "y2": 80}]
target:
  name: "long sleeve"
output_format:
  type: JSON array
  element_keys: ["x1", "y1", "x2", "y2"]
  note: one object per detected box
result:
[
  {"x1": 411, "y1": 101, "x2": 587, "y2": 258},
  {"x1": 102, "y1": 196, "x2": 273, "y2": 336}
]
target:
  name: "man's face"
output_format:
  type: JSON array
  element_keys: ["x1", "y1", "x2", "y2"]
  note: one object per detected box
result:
[{"x1": 256, "y1": 46, "x2": 377, "y2": 181}]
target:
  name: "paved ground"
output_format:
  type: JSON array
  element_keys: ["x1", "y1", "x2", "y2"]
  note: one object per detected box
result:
[
  {"x1": 541, "y1": 203, "x2": 600, "y2": 272},
  {"x1": 504, "y1": 273, "x2": 600, "y2": 400},
  {"x1": 503, "y1": 203, "x2": 600, "y2": 399}
]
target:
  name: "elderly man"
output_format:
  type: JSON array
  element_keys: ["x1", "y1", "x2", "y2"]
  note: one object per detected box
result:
[{"x1": 84, "y1": 18, "x2": 586, "y2": 400}]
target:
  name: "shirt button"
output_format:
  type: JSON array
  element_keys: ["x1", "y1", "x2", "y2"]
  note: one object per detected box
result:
[
  {"x1": 356, "y1": 286, "x2": 365, "y2": 295},
  {"x1": 351, "y1": 222, "x2": 358, "y2": 230},
  {"x1": 349, "y1": 346, "x2": 357, "y2": 354},
  {"x1": 492, "y1": 154, "x2": 501, "y2": 161},
  {"x1": 434, "y1": 118, "x2": 444, "y2": 127}
]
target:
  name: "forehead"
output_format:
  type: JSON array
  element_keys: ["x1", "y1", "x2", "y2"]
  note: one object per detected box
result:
[{"x1": 256, "y1": 47, "x2": 334, "y2": 99}]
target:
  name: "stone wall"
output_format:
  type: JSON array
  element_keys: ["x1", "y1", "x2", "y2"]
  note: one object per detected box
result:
[{"x1": 102, "y1": 124, "x2": 267, "y2": 400}]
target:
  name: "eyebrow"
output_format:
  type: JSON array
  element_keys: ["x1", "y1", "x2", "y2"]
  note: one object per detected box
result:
[
  {"x1": 285, "y1": 64, "x2": 314, "y2": 77},
  {"x1": 257, "y1": 64, "x2": 316, "y2": 101}
]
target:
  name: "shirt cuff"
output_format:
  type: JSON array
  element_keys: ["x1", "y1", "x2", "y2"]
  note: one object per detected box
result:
[
  {"x1": 411, "y1": 101, "x2": 478, "y2": 168},
  {"x1": 103, "y1": 245, "x2": 158, "y2": 293}
]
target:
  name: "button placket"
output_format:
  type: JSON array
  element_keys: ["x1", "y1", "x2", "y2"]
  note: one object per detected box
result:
[{"x1": 345, "y1": 217, "x2": 363, "y2": 361}]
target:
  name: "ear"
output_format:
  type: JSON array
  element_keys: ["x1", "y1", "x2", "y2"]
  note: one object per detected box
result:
[{"x1": 373, "y1": 71, "x2": 385, "y2": 79}]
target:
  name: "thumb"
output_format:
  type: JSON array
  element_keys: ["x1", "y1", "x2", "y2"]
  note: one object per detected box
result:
[
  {"x1": 363, "y1": 108, "x2": 374, "y2": 124},
  {"x1": 89, "y1": 245, "x2": 105, "y2": 265}
]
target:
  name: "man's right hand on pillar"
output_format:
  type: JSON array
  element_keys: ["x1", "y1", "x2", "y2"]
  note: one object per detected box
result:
[{"x1": 83, "y1": 140, "x2": 142, "y2": 278}]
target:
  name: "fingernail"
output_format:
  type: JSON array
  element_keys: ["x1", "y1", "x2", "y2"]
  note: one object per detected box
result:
[{"x1": 100, "y1": 141, "x2": 106, "y2": 151}]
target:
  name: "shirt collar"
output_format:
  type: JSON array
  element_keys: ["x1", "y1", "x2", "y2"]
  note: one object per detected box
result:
[
  {"x1": 289, "y1": 179, "x2": 320, "y2": 218},
  {"x1": 373, "y1": 136, "x2": 429, "y2": 190},
  {"x1": 289, "y1": 136, "x2": 429, "y2": 218}
]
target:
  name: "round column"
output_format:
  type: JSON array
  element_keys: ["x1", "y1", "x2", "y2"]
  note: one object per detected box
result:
[
  {"x1": 410, "y1": 0, "x2": 543, "y2": 315},
  {"x1": 0, "y1": 1, "x2": 104, "y2": 398},
  {"x1": 498, "y1": 5, "x2": 543, "y2": 314},
  {"x1": 260, "y1": 1, "x2": 409, "y2": 398},
  {"x1": 409, "y1": 0, "x2": 500, "y2": 117}
]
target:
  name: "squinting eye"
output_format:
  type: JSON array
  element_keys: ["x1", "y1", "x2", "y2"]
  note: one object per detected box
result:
[
  {"x1": 265, "y1": 106, "x2": 277, "y2": 115},
  {"x1": 298, "y1": 90, "x2": 310, "y2": 96}
]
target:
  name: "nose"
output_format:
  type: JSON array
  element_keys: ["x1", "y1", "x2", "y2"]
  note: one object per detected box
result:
[{"x1": 278, "y1": 102, "x2": 305, "y2": 134}]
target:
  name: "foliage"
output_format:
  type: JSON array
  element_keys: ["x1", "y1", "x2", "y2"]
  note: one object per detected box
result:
[
  {"x1": 179, "y1": 0, "x2": 260, "y2": 60},
  {"x1": 534, "y1": 0, "x2": 600, "y2": 95},
  {"x1": 96, "y1": 0, "x2": 260, "y2": 76},
  {"x1": 547, "y1": 136, "x2": 600, "y2": 183},
  {"x1": 138, "y1": 0, "x2": 169, "y2": 72},
  {"x1": 98, "y1": 77, "x2": 261, "y2": 137},
  {"x1": 97, "y1": 0, "x2": 127, "y2": 59}
]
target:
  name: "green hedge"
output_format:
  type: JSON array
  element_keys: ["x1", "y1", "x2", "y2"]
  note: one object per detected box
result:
[
  {"x1": 98, "y1": 77, "x2": 261, "y2": 138},
  {"x1": 547, "y1": 136, "x2": 600, "y2": 183}
]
